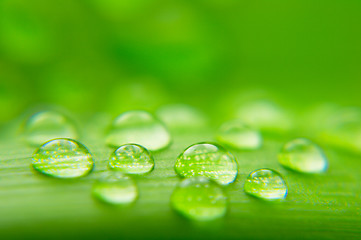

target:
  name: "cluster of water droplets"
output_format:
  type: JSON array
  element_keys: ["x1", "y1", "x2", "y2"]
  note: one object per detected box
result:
[
  {"x1": 18, "y1": 100, "x2": 338, "y2": 220},
  {"x1": 25, "y1": 109, "x2": 163, "y2": 206}
]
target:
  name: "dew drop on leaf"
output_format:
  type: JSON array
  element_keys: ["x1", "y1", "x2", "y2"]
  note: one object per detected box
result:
[
  {"x1": 236, "y1": 100, "x2": 293, "y2": 133},
  {"x1": 109, "y1": 144, "x2": 154, "y2": 174},
  {"x1": 244, "y1": 168, "x2": 287, "y2": 201},
  {"x1": 171, "y1": 177, "x2": 227, "y2": 221},
  {"x1": 278, "y1": 138, "x2": 328, "y2": 173},
  {"x1": 156, "y1": 104, "x2": 208, "y2": 130},
  {"x1": 92, "y1": 172, "x2": 138, "y2": 205},
  {"x1": 32, "y1": 138, "x2": 94, "y2": 178},
  {"x1": 216, "y1": 119, "x2": 262, "y2": 150},
  {"x1": 106, "y1": 110, "x2": 171, "y2": 151},
  {"x1": 23, "y1": 110, "x2": 78, "y2": 146},
  {"x1": 175, "y1": 143, "x2": 238, "y2": 185}
]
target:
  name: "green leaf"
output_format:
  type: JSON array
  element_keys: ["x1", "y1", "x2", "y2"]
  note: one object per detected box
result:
[{"x1": 0, "y1": 127, "x2": 360, "y2": 239}]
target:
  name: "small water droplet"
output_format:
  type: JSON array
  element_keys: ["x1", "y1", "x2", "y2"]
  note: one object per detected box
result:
[
  {"x1": 244, "y1": 168, "x2": 287, "y2": 200},
  {"x1": 109, "y1": 144, "x2": 154, "y2": 174},
  {"x1": 319, "y1": 106, "x2": 361, "y2": 154},
  {"x1": 23, "y1": 110, "x2": 78, "y2": 146},
  {"x1": 171, "y1": 177, "x2": 227, "y2": 221},
  {"x1": 92, "y1": 172, "x2": 138, "y2": 205},
  {"x1": 300, "y1": 103, "x2": 338, "y2": 135},
  {"x1": 156, "y1": 104, "x2": 208, "y2": 130},
  {"x1": 175, "y1": 143, "x2": 238, "y2": 185},
  {"x1": 32, "y1": 138, "x2": 94, "y2": 178},
  {"x1": 236, "y1": 100, "x2": 293, "y2": 133},
  {"x1": 278, "y1": 138, "x2": 328, "y2": 173},
  {"x1": 216, "y1": 119, "x2": 262, "y2": 150},
  {"x1": 106, "y1": 110, "x2": 171, "y2": 151}
]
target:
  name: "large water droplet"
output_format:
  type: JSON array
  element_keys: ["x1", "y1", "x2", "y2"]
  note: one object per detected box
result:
[
  {"x1": 156, "y1": 104, "x2": 208, "y2": 130},
  {"x1": 92, "y1": 172, "x2": 138, "y2": 205},
  {"x1": 278, "y1": 138, "x2": 328, "y2": 173},
  {"x1": 216, "y1": 119, "x2": 262, "y2": 150},
  {"x1": 171, "y1": 177, "x2": 227, "y2": 221},
  {"x1": 109, "y1": 144, "x2": 154, "y2": 174},
  {"x1": 32, "y1": 138, "x2": 94, "y2": 178},
  {"x1": 244, "y1": 169, "x2": 287, "y2": 201},
  {"x1": 175, "y1": 143, "x2": 238, "y2": 185},
  {"x1": 106, "y1": 110, "x2": 171, "y2": 151},
  {"x1": 23, "y1": 110, "x2": 78, "y2": 146}
]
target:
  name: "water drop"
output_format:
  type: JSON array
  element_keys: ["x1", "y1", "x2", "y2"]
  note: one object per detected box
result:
[
  {"x1": 171, "y1": 177, "x2": 227, "y2": 221},
  {"x1": 216, "y1": 119, "x2": 262, "y2": 150},
  {"x1": 23, "y1": 110, "x2": 78, "y2": 146},
  {"x1": 278, "y1": 138, "x2": 328, "y2": 173},
  {"x1": 236, "y1": 100, "x2": 293, "y2": 133},
  {"x1": 318, "y1": 106, "x2": 361, "y2": 153},
  {"x1": 92, "y1": 172, "x2": 138, "y2": 205},
  {"x1": 109, "y1": 144, "x2": 154, "y2": 174},
  {"x1": 32, "y1": 138, "x2": 94, "y2": 178},
  {"x1": 301, "y1": 104, "x2": 361, "y2": 153},
  {"x1": 300, "y1": 103, "x2": 338, "y2": 135},
  {"x1": 244, "y1": 169, "x2": 287, "y2": 201},
  {"x1": 156, "y1": 104, "x2": 208, "y2": 130},
  {"x1": 106, "y1": 110, "x2": 171, "y2": 151},
  {"x1": 175, "y1": 143, "x2": 238, "y2": 185}
]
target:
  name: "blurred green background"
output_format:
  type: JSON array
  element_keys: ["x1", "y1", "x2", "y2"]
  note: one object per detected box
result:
[
  {"x1": 0, "y1": 0, "x2": 360, "y2": 124},
  {"x1": 0, "y1": 1, "x2": 361, "y2": 239}
]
